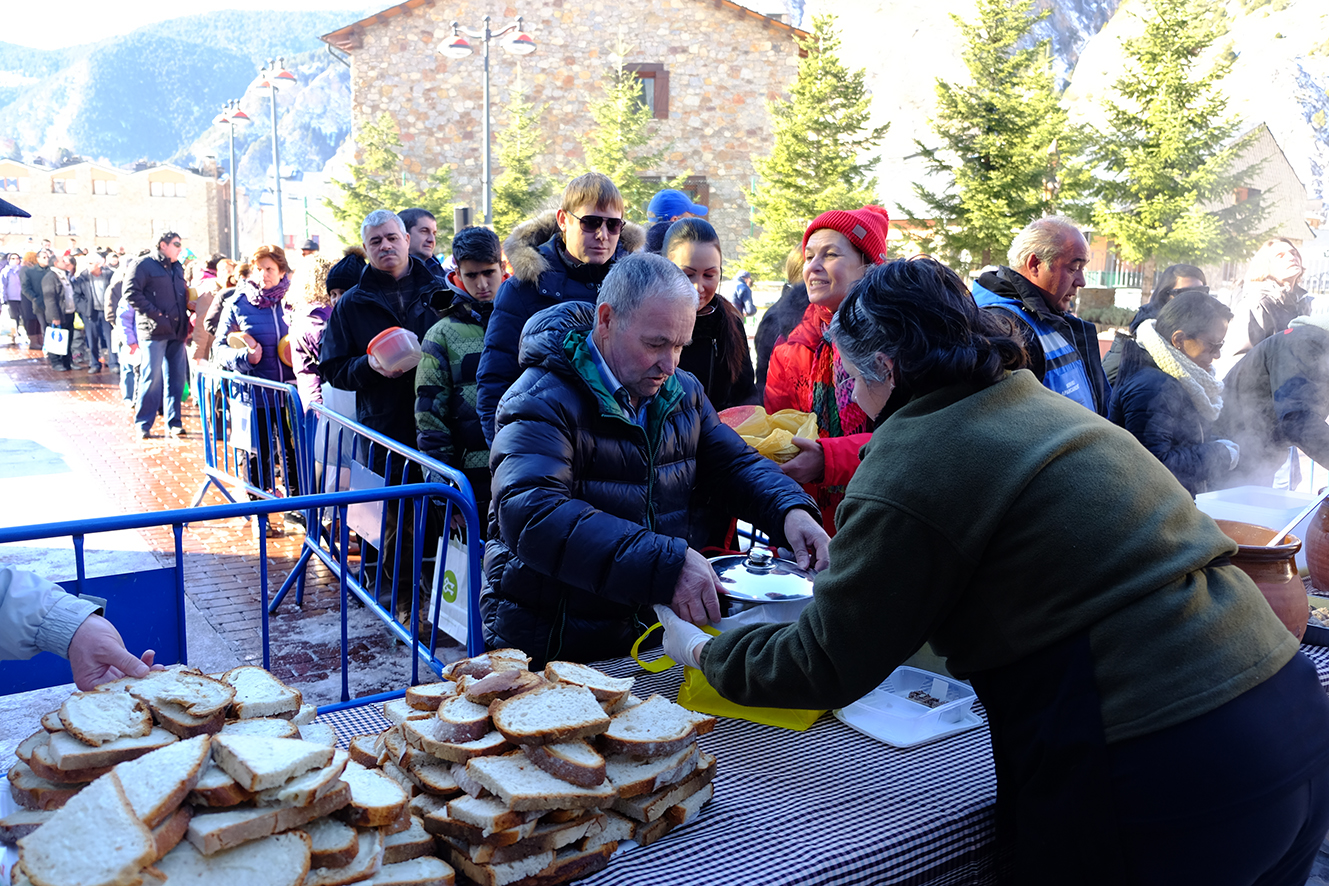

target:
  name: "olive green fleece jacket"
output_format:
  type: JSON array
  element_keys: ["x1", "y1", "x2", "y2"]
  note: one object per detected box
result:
[{"x1": 702, "y1": 369, "x2": 1298, "y2": 744}]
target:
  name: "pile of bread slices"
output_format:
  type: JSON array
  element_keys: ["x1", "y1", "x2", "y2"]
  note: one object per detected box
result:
[{"x1": 361, "y1": 649, "x2": 718, "y2": 886}]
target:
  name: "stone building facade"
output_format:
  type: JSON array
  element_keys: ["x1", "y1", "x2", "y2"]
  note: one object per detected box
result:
[
  {"x1": 0, "y1": 159, "x2": 229, "y2": 257},
  {"x1": 321, "y1": 0, "x2": 806, "y2": 257}
]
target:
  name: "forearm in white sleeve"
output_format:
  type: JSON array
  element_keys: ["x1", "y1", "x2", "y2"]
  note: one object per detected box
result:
[{"x1": 0, "y1": 566, "x2": 100, "y2": 661}]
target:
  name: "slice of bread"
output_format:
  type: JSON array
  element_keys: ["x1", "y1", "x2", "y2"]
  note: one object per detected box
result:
[
  {"x1": 211, "y1": 734, "x2": 335, "y2": 791},
  {"x1": 299, "y1": 722, "x2": 338, "y2": 747},
  {"x1": 382, "y1": 815, "x2": 434, "y2": 864},
  {"x1": 520, "y1": 741, "x2": 605, "y2": 788},
  {"x1": 542, "y1": 662, "x2": 634, "y2": 705},
  {"x1": 433, "y1": 696, "x2": 492, "y2": 744},
  {"x1": 451, "y1": 761, "x2": 487, "y2": 798},
  {"x1": 151, "y1": 701, "x2": 227, "y2": 739},
  {"x1": 611, "y1": 752, "x2": 716, "y2": 823},
  {"x1": 579, "y1": 809, "x2": 633, "y2": 853},
  {"x1": 441, "y1": 649, "x2": 530, "y2": 682},
  {"x1": 27, "y1": 743, "x2": 114, "y2": 784},
  {"x1": 423, "y1": 810, "x2": 537, "y2": 848},
  {"x1": 632, "y1": 781, "x2": 715, "y2": 848},
  {"x1": 303, "y1": 816, "x2": 359, "y2": 869},
  {"x1": 603, "y1": 693, "x2": 642, "y2": 716},
  {"x1": 402, "y1": 755, "x2": 462, "y2": 797},
  {"x1": 188, "y1": 759, "x2": 254, "y2": 807},
  {"x1": 18, "y1": 772, "x2": 156, "y2": 886},
  {"x1": 406, "y1": 681, "x2": 457, "y2": 711},
  {"x1": 46, "y1": 726, "x2": 178, "y2": 771},
  {"x1": 186, "y1": 781, "x2": 351, "y2": 854},
  {"x1": 41, "y1": 710, "x2": 62, "y2": 732},
  {"x1": 305, "y1": 828, "x2": 384, "y2": 886},
  {"x1": 221, "y1": 666, "x2": 302, "y2": 719},
  {"x1": 598, "y1": 694, "x2": 715, "y2": 758},
  {"x1": 489, "y1": 685, "x2": 610, "y2": 748},
  {"x1": 385, "y1": 698, "x2": 434, "y2": 725},
  {"x1": 403, "y1": 719, "x2": 509, "y2": 764},
  {"x1": 58, "y1": 690, "x2": 153, "y2": 747},
  {"x1": 220, "y1": 717, "x2": 300, "y2": 739},
  {"x1": 128, "y1": 667, "x2": 237, "y2": 718},
  {"x1": 7, "y1": 761, "x2": 87, "y2": 810},
  {"x1": 339, "y1": 763, "x2": 410, "y2": 828},
  {"x1": 253, "y1": 748, "x2": 349, "y2": 807},
  {"x1": 450, "y1": 816, "x2": 600, "y2": 865},
  {"x1": 443, "y1": 795, "x2": 541, "y2": 836},
  {"x1": 15, "y1": 729, "x2": 50, "y2": 765},
  {"x1": 114, "y1": 734, "x2": 211, "y2": 827},
  {"x1": 362, "y1": 855, "x2": 456, "y2": 886},
  {"x1": 462, "y1": 670, "x2": 546, "y2": 707},
  {"x1": 442, "y1": 847, "x2": 554, "y2": 886},
  {"x1": 465, "y1": 754, "x2": 618, "y2": 812},
  {"x1": 0, "y1": 809, "x2": 55, "y2": 844},
  {"x1": 410, "y1": 792, "x2": 450, "y2": 820},
  {"x1": 349, "y1": 733, "x2": 386, "y2": 768},
  {"x1": 154, "y1": 829, "x2": 312, "y2": 886},
  {"x1": 604, "y1": 744, "x2": 699, "y2": 799},
  {"x1": 152, "y1": 804, "x2": 193, "y2": 859},
  {"x1": 381, "y1": 761, "x2": 421, "y2": 798},
  {"x1": 292, "y1": 703, "x2": 319, "y2": 726},
  {"x1": 380, "y1": 803, "x2": 415, "y2": 836}
]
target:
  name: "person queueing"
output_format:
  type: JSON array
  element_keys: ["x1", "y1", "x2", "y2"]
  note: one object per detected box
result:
[
  {"x1": 657, "y1": 257, "x2": 1329, "y2": 885},
  {"x1": 1102, "y1": 264, "x2": 1208, "y2": 385},
  {"x1": 763, "y1": 205, "x2": 892, "y2": 535},
  {"x1": 662, "y1": 219, "x2": 756, "y2": 412},
  {"x1": 1108, "y1": 291, "x2": 1240, "y2": 496}
]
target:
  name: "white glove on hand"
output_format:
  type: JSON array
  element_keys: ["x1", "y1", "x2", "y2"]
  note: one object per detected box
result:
[
  {"x1": 653, "y1": 604, "x2": 710, "y2": 670},
  {"x1": 1216, "y1": 439, "x2": 1240, "y2": 470}
]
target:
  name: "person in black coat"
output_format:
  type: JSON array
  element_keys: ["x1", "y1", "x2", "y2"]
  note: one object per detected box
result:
[
  {"x1": 1108, "y1": 291, "x2": 1238, "y2": 496},
  {"x1": 125, "y1": 232, "x2": 189, "y2": 437},
  {"x1": 486, "y1": 254, "x2": 827, "y2": 667},
  {"x1": 754, "y1": 248, "x2": 810, "y2": 397},
  {"x1": 1102, "y1": 264, "x2": 1207, "y2": 385}
]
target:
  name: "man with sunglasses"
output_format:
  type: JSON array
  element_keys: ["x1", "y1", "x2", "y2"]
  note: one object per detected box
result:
[
  {"x1": 125, "y1": 232, "x2": 190, "y2": 438},
  {"x1": 476, "y1": 172, "x2": 643, "y2": 446}
]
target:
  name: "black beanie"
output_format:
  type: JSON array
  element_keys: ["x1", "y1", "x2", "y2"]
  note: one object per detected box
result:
[{"x1": 326, "y1": 252, "x2": 366, "y2": 294}]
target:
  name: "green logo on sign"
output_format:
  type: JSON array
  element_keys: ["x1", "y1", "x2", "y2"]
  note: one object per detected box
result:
[{"x1": 442, "y1": 570, "x2": 459, "y2": 603}]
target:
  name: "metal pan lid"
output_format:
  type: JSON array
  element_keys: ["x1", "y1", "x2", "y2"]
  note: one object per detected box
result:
[{"x1": 709, "y1": 548, "x2": 816, "y2": 603}]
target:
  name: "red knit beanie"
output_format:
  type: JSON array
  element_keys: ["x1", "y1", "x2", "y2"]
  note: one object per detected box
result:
[{"x1": 801, "y1": 205, "x2": 891, "y2": 265}]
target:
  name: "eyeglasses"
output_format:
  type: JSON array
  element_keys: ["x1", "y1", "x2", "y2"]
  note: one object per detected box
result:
[
  {"x1": 567, "y1": 211, "x2": 624, "y2": 235},
  {"x1": 168, "y1": 241, "x2": 181, "y2": 248}
]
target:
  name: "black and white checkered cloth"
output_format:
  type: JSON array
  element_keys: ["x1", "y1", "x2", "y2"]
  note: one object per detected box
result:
[{"x1": 315, "y1": 644, "x2": 1329, "y2": 886}]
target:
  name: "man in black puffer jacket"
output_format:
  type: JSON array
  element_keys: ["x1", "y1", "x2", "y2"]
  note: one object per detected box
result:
[{"x1": 486, "y1": 254, "x2": 828, "y2": 667}]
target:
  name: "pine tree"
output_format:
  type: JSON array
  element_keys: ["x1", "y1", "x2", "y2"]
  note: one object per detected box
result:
[
  {"x1": 579, "y1": 40, "x2": 689, "y2": 223},
  {"x1": 741, "y1": 15, "x2": 887, "y2": 280},
  {"x1": 1086, "y1": 0, "x2": 1265, "y2": 290},
  {"x1": 324, "y1": 112, "x2": 455, "y2": 248},
  {"x1": 491, "y1": 66, "x2": 553, "y2": 241},
  {"x1": 904, "y1": 0, "x2": 1070, "y2": 271}
]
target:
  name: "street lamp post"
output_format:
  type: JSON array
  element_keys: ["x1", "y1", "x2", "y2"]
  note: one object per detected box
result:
[
  {"x1": 252, "y1": 58, "x2": 297, "y2": 247},
  {"x1": 439, "y1": 17, "x2": 536, "y2": 227},
  {"x1": 212, "y1": 99, "x2": 249, "y2": 259}
]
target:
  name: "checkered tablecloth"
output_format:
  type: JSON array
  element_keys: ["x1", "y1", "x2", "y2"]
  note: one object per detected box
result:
[{"x1": 314, "y1": 642, "x2": 1329, "y2": 886}]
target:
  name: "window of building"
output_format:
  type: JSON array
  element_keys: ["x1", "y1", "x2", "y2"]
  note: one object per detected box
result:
[
  {"x1": 94, "y1": 218, "x2": 120, "y2": 237},
  {"x1": 54, "y1": 217, "x2": 77, "y2": 236},
  {"x1": 150, "y1": 180, "x2": 186, "y2": 198},
  {"x1": 0, "y1": 217, "x2": 33, "y2": 235},
  {"x1": 628, "y1": 64, "x2": 669, "y2": 120},
  {"x1": 1, "y1": 177, "x2": 19, "y2": 192},
  {"x1": 51, "y1": 179, "x2": 67, "y2": 194},
  {"x1": 92, "y1": 179, "x2": 119, "y2": 196}
]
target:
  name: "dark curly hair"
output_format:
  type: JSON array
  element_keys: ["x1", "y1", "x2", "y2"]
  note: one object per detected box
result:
[{"x1": 830, "y1": 257, "x2": 1028, "y2": 395}]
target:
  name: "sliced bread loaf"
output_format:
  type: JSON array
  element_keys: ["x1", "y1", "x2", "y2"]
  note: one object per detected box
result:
[
  {"x1": 221, "y1": 666, "x2": 302, "y2": 719},
  {"x1": 220, "y1": 717, "x2": 300, "y2": 739},
  {"x1": 211, "y1": 734, "x2": 335, "y2": 792},
  {"x1": 303, "y1": 816, "x2": 359, "y2": 869},
  {"x1": 489, "y1": 685, "x2": 609, "y2": 748},
  {"x1": 114, "y1": 734, "x2": 211, "y2": 827},
  {"x1": 46, "y1": 727, "x2": 177, "y2": 770},
  {"x1": 465, "y1": 754, "x2": 617, "y2": 812},
  {"x1": 18, "y1": 771, "x2": 156, "y2": 886},
  {"x1": 305, "y1": 828, "x2": 384, "y2": 886},
  {"x1": 542, "y1": 662, "x2": 634, "y2": 705},
  {"x1": 598, "y1": 694, "x2": 715, "y2": 758},
  {"x1": 58, "y1": 690, "x2": 153, "y2": 747},
  {"x1": 405, "y1": 681, "x2": 457, "y2": 711},
  {"x1": 521, "y1": 741, "x2": 605, "y2": 788},
  {"x1": 155, "y1": 829, "x2": 312, "y2": 886},
  {"x1": 362, "y1": 855, "x2": 456, "y2": 886}
]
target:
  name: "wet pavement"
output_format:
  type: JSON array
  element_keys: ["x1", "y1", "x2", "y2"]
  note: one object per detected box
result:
[{"x1": 0, "y1": 338, "x2": 464, "y2": 760}]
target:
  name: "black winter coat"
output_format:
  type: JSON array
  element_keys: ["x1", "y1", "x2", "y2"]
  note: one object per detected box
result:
[
  {"x1": 1107, "y1": 339, "x2": 1231, "y2": 496},
  {"x1": 319, "y1": 258, "x2": 442, "y2": 448},
  {"x1": 125, "y1": 251, "x2": 188, "y2": 342},
  {"x1": 678, "y1": 301, "x2": 757, "y2": 412},
  {"x1": 485, "y1": 301, "x2": 818, "y2": 667}
]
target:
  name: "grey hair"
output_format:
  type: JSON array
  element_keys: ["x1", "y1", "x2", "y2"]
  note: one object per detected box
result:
[
  {"x1": 597, "y1": 252, "x2": 698, "y2": 319},
  {"x1": 360, "y1": 209, "x2": 406, "y2": 244},
  {"x1": 1007, "y1": 215, "x2": 1083, "y2": 270}
]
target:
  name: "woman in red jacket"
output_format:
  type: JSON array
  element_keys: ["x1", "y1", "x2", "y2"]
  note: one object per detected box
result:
[{"x1": 764, "y1": 205, "x2": 890, "y2": 533}]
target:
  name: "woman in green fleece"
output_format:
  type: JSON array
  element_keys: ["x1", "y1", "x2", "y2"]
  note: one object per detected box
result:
[{"x1": 658, "y1": 257, "x2": 1329, "y2": 884}]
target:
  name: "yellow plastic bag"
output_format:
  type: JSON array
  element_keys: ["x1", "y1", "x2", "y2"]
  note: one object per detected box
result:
[
  {"x1": 631, "y1": 622, "x2": 826, "y2": 731},
  {"x1": 718, "y1": 406, "x2": 819, "y2": 464}
]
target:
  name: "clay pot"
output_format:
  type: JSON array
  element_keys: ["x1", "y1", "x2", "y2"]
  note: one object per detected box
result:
[
  {"x1": 1215, "y1": 519, "x2": 1307, "y2": 641},
  {"x1": 1304, "y1": 501, "x2": 1329, "y2": 593}
]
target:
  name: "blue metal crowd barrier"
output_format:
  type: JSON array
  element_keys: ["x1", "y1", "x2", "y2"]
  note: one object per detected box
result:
[
  {"x1": 191, "y1": 368, "x2": 310, "y2": 508},
  {"x1": 0, "y1": 485, "x2": 481, "y2": 702}
]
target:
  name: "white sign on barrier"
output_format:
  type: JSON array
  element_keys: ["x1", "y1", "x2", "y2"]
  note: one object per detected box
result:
[
  {"x1": 227, "y1": 396, "x2": 255, "y2": 453},
  {"x1": 346, "y1": 460, "x2": 386, "y2": 541}
]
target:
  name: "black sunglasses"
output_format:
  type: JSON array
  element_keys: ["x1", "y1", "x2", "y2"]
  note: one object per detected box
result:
[{"x1": 567, "y1": 211, "x2": 624, "y2": 235}]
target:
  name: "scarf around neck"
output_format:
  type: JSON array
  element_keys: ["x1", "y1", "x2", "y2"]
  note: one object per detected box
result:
[
  {"x1": 248, "y1": 275, "x2": 290, "y2": 310},
  {"x1": 1135, "y1": 319, "x2": 1224, "y2": 422}
]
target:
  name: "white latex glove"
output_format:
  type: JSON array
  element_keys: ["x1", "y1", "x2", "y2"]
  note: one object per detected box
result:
[
  {"x1": 653, "y1": 604, "x2": 710, "y2": 670},
  {"x1": 1216, "y1": 439, "x2": 1240, "y2": 470}
]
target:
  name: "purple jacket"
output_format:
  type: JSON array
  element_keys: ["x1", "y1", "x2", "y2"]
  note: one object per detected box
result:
[
  {"x1": 289, "y1": 303, "x2": 332, "y2": 407},
  {"x1": 1, "y1": 264, "x2": 21, "y2": 302}
]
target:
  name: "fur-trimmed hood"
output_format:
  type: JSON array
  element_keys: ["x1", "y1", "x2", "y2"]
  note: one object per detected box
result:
[{"x1": 502, "y1": 210, "x2": 645, "y2": 285}]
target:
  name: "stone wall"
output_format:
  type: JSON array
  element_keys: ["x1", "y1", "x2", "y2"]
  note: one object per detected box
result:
[{"x1": 336, "y1": 0, "x2": 804, "y2": 268}]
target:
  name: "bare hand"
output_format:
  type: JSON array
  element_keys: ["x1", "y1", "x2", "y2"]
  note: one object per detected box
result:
[
  {"x1": 781, "y1": 436, "x2": 825, "y2": 484},
  {"x1": 670, "y1": 547, "x2": 724, "y2": 626},
  {"x1": 784, "y1": 508, "x2": 830, "y2": 571},
  {"x1": 246, "y1": 340, "x2": 263, "y2": 364},
  {"x1": 67, "y1": 614, "x2": 161, "y2": 690},
  {"x1": 368, "y1": 352, "x2": 407, "y2": 379},
  {"x1": 129, "y1": 343, "x2": 139, "y2": 355}
]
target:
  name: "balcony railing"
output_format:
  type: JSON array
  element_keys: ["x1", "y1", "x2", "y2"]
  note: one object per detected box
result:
[{"x1": 1083, "y1": 269, "x2": 1144, "y2": 289}]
